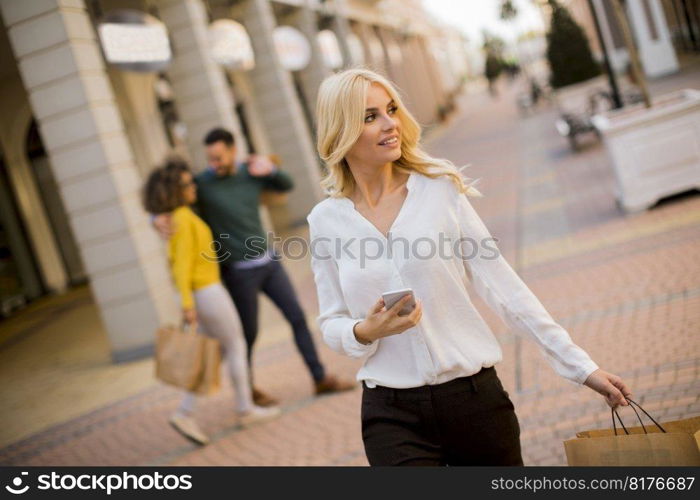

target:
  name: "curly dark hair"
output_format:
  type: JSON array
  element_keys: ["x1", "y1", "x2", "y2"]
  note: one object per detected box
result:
[
  {"x1": 142, "y1": 157, "x2": 192, "y2": 214},
  {"x1": 203, "y1": 127, "x2": 235, "y2": 147}
]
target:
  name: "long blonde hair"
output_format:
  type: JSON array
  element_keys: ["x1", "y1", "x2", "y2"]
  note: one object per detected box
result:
[{"x1": 315, "y1": 68, "x2": 482, "y2": 198}]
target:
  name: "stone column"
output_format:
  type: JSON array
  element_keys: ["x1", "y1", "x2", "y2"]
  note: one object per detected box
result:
[
  {"x1": 0, "y1": 75, "x2": 68, "y2": 293},
  {"x1": 355, "y1": 22, "x2": 388, "y2": 75},
  {"x1": 393, "y1": 34, "x2": 432, "y2": 125},
  {"x1": 108, "y1": 71, "x2": 172, "y2": 176},
  {"x1": 286, "y1": 1, "x2": 330, "y2": 120},
  {"x1": 376, "y1": 27, "x2": 415, "y2": 113},
  {"x1": 405, "y1": 35, "x2": 439, "y2": 125},
  {"x1": 330, "y1": 0, "x2": 354, "y2": 67},
  {"x1": 0, "y1": 0, "x2": 179, "y2": 361},
  {"x1": 158, "y1": 0, "x2": 248, "y2": 169},
  {"x1": 415, "y1": 35, "x2": 447, "y2": 119},
  {"x1": 234, "y1": 0, "x2": 323, "y2": 227}
]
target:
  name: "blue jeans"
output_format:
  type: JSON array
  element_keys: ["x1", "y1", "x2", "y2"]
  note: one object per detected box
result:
[{"x1": 220, "y1": 258, "x2": 325, "y2": 383}]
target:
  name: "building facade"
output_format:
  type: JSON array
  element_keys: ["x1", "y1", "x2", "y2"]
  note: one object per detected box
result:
[
  {"x1": 0, "y1": 0, "x2": 472, "y2": 360},
  {"x1": 659, "y1": 0, "x2": 700, "y2": 54},
  {"x1": 559, "y1": 0, "x2": 680, "y2": 78}
]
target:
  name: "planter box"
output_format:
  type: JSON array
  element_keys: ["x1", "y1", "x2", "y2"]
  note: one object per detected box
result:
[{"x1": 592, "y1": 89, "x2": 700, "y2": 213}]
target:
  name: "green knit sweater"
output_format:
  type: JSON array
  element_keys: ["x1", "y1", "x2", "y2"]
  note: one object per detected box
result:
[{"x1": 194, "y1": 163, "x2": 293, "y2": 263}]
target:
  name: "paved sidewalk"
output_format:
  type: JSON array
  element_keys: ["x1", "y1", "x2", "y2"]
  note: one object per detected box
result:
[{"x1": 1, "y1": 68, "x2": 699, "y2": 466}]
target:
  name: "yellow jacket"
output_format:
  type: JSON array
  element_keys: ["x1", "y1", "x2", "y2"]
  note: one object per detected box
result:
[{"x1": 168, "y1": 206, "x2": 220, "y2": 309}]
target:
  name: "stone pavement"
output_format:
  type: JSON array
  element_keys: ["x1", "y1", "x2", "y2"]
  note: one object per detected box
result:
[{"x1": 1, "y1": 65, "x2": 699, "y2": 466}]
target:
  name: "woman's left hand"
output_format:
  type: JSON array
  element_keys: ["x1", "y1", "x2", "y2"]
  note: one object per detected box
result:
[
  {"x1": 583, "y1": 369, "x2": 633, "y2": 408},
  {"x1": 248, "y1": 155, "x2": 277, "y2": 177}
]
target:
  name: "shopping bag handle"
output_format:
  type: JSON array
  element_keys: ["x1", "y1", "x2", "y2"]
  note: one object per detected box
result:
[{"x1": 612, "y1": 397, "x2": 667, "y2": 436}]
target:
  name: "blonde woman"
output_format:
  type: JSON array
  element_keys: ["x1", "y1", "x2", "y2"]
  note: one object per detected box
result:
[{"x1": 307, "y1": 68, "x2": 632, "y2": 466}]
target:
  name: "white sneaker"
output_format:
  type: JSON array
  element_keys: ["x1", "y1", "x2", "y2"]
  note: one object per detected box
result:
[
  {"x1": 237, "y1": 405, "x2": 281, "y2": 427},
  {"x1": 169, "y1": 414, "x2": 210, "y2": 445}
]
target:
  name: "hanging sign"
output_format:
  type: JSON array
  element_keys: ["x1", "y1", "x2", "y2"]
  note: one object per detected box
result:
[
  {"x1": 317, "y1": 29, "x2": 343, "y2": 69},
  {"x1": 98, "y1": 10, "x2": 171, "y2": 72},
  {"x1": 273, "y1": 26, "x2": 311, "y2": 71},
  {"x1": 208, "y1": 19, "x2": 255, "y2": 71}
]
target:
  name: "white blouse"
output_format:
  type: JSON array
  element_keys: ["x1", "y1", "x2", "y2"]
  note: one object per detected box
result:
[{"x1": 307, "y1": 170, "x2": 599, "y2": 389}]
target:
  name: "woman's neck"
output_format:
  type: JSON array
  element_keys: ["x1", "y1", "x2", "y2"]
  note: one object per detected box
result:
[{"x1": 348, "y1": 162, "x2": 405, "y2": 209}]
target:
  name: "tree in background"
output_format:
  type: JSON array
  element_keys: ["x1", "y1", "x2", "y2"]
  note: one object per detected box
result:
[
  {"x1": 500, "y1": 0, "x2": 518, "y2": 21},
  {"x1": 498, "y1": 0, "x2": 523, "y2": 81},
  {"x1": 545, "y1": 0, "x2": 601, "y2": 88}
]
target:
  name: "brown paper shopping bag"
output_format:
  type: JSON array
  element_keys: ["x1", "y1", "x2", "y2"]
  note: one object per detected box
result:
[
  {"x1": 155, "y1": 324, "x2": 221, "y2": 395},
  {"x1": 564, "y1": 398, "x2": 700, "y2": 466},
  {"x1": 193, "y1": 332, "x2": 222, "y2": 395}
]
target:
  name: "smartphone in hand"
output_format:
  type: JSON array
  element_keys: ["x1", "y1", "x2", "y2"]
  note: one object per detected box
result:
[{"x1": 382, "y1": 288, "x2": 416, "y2": 317}]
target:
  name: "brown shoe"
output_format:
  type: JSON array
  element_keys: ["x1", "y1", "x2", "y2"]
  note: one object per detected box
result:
[
  {"x1": 252, "y1": 387, "x2": 279, "y2": 407},
  {"x1": 315, "y1": 374, "x2": 356, "y2": 395}
]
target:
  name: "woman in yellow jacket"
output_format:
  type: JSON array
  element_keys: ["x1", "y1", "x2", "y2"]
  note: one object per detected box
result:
[{"x1": 143, "y1": 158, "x2": 279, "y2": 445}]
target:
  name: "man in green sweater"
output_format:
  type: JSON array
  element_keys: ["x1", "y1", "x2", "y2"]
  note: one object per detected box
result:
[{"x1": 155, "y1": 128, "x2": 353, "y2": 406}]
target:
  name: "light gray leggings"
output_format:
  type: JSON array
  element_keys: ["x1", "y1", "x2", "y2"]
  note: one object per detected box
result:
[{"x1": 178, "y1": 282, "x2": 253, "y2": 414}]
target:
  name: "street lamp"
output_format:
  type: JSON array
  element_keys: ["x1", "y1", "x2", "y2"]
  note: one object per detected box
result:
[
  {"x1": 609, "y1": 0, "x2": 652, "y2": 108},
  {"x1": 586, "y1": 0, "x2": 623, "y2": 109}
]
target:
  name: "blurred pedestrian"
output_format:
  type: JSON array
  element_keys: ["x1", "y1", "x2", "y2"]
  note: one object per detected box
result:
[
  {"x1": 485, "y1": 51, "x2": 502, "y2": 97},
  {"x1": 530, "y1": 78, "x2": 542, "y2": 105},
  {"x1": 503, "y1": 59, "x2": 521, "y2": 81},
  {"x1": 143, "y1": 158, "x2": 279, "y2": 445},
  {"x1": 151, "y1": 129, "x2": 354, "y2": 407},
  {"x1": 308, "y1": 68, "x2": 633, "y2": 466}
]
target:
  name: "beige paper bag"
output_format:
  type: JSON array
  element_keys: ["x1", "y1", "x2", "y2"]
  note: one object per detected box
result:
[
  {"x1": 564, "y1": 403, "x2": 700, "y2": 466},
  {"x1": 155, "y1": 324, "x2": 221, "y2": 395}
]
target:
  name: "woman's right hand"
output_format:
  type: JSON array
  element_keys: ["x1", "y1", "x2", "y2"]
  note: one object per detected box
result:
[
  {"x1": 182, "y1": 308, "x2": 198, "y2": 327},
  {"x1": 353, "y1": 295, "x2": 423, "y2": 344}
]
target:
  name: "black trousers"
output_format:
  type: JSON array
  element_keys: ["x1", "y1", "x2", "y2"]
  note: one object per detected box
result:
[
  {"x1": 220, "y1": 258, "x2": 325, "y2": 383},
  {"x1": 361, "y1": 366, "x2": 523, "y2": 466}
]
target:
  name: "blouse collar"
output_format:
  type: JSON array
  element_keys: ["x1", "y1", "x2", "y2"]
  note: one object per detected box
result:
[{"x1": 337, "y1": 171, "x2": 418, "y2": 210}]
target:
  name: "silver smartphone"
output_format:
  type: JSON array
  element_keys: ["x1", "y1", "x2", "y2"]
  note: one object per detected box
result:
[{"x1": 382, "y1": 288, "x2": 416, "y2": 316}]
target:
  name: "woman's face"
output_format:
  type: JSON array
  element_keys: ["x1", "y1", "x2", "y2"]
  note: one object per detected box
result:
[
  {"x1": 345, "y1": 82, "x2": 402, "y2": 170},
  {"x1": 180, "y1": 171, "x2": 197, "y2": 205}
]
